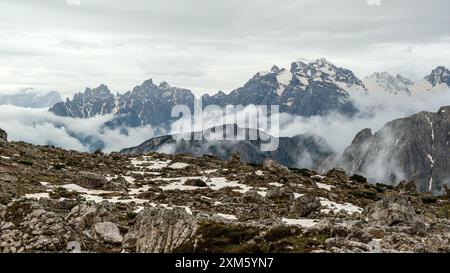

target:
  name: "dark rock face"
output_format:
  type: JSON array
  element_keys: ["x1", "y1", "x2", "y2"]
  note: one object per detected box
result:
[
  {"x1": 0, "y1": 128, "x2": 6, "y2": 142},
  {"x1": 338, "y1": 106, "x2": 450, "y2": 195},
  {"x1": 120, "y1": 125, "x2": 336, "y2": 171},
  {"x1": 50, "y1": 80, "x2": 196, "y2": 128},
  {"x1": 202, "y1": 58, "x2": 362, "y2": 117},
  {"x1": 50, "y1": 84, "x2": 116, "y2": 119}
]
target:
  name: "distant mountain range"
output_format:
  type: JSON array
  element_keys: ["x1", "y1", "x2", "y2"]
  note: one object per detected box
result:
[
  {"x1": 121, "y1": 124, "x2": 335, "y2": 171},
  {"x1": 48, "y1": 59, "x2": 450, "y2": 130},
  {"x1": 50, "y1": 80, "x2": 195, "y2": 129},
  {"x1": 0, "y1": 89, "x2": 62, "y2": 108},
  {"x1": 363, "y1": 66, "x2": 450, "y2": 96}
]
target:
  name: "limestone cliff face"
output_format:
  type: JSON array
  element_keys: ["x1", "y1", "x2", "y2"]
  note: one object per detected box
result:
[{"x1": 338, "y1": 106, "x2": 450, "y2": 195}]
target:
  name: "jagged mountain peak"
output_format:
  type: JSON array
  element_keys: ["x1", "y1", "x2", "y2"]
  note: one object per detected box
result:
[
  {"x1": 271, "y1": 65, "x2": 281, "y2": 73},
  {"x1": 425, "y1": 66, "x2": 450, "y2": 86},
  {"x1": 159, "y1": 81, "x2": 171, "y2": 89},
  {"x1": 91, "y1": 84, "x2": 111, "y2": 96},
  {"x1": 289, "y1": 58, "x2": 366, "y2": 93}
]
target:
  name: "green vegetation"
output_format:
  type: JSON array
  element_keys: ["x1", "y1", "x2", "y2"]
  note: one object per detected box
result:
[{"x1": 174, "y1": 221, "x2": 329, "y2": 253}]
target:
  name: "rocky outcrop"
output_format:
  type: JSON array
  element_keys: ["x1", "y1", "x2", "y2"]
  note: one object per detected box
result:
[
  {"x1": 366, "y1": 195, "x2": 421, "y2": 226},
  {"x1": 338, "y1": 106, "x2": 450, "y2": 195},
  {"x1": 126, "y1": 207, "x2": 198, "y2": 253},
  {"x1": 289, "y1": 195, "x2": 321, "y2": 217},
  {"x1": 0, "y1": 128, "x2": 6, "y2": 142}
]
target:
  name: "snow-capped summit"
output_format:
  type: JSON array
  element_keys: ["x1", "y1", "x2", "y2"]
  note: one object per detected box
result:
[
  {"x1": 424, "y1": 66, "x2": 450, "y2": 87},
  {"x1": 290, "y1": 58, "x2": 367, "y2": 93},
  {"x1": 201, "y1": 58, "x2": 359, "y2": 117},
  {"x1": 363, "y1": 72, "x2": 414, "y2": 95}
]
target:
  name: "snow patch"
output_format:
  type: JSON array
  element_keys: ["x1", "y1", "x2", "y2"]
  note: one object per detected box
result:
[
  {"x1": 319, "y1": 198, "x2": 363, "y2": 215},
  {"x1": 216, "y1": 213, "x2": 238, "y2": 221},
  {"x1": 282, "y1": 218, "x2": 318, "y2": 228},
  {"x1": 316, "y1": 182, "x2": 334, "y2": 191},
  {"x1": 168, "y1": 162, "x2": 190, "y2": 169}
]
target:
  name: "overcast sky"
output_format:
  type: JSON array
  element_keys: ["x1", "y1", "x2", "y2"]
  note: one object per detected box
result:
[{"x1": 1, "y1": 0, "x2": 450, "y2": 97}]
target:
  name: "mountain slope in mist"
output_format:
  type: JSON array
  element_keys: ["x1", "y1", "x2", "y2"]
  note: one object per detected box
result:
[
  {"x1": 121, "y1": 124, "x2": 335, "y2": 171},
  {"x1": 338, "y1": 106, "x2": 450, "y2": 195}
]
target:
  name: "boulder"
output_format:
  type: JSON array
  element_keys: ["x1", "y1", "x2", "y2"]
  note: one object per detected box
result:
[
  {"x1": 366, "y1": 195, "x2": 420, "y2": 226},
  {"x1": 289, "y1": 195, "x2": 320, "y2": 217},
  {"x1": 94, "y1": 222, "x2": 123, "y2": 244},
  {"x1": 128, "y1": 207, "x2": 198, "y2": 253},
  {"x1": 75, "y1": 171, "x2": 108, "y2": 190},
  {"x1": 266, "y1": 187, "x2": 294, "y2": 201}
]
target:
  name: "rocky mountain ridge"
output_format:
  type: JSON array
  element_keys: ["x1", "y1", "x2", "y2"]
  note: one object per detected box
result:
[{"x1": 48, "y1": 60, "x2": 450, "y2": 131}]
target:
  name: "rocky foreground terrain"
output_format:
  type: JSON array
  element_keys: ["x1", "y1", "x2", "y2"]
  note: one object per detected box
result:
[{"x1": 1, "y1": 128, "x2": 450, "y2": 253}]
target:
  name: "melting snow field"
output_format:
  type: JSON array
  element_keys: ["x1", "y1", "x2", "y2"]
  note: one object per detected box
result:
[
  {"x1": 25, "y1": 193, "x2": 50, "y2": 200},
  {"x1": 168, "y1": 162, "x2": 190, "y2": 169},
  {"x1": 316, "y1": 182, "x2": 334, "y2": 191},
  {"x1": 282, "y1": 218, "x2": 318, "y2": 228},
  {"x1": 158, "y1": 176, "x2": 254, "y2": 194},
  {"x1": 216, "y1": 213, "x2": 238, "y2": 221},
  {"x1": 319, "y1": 198, "x2": 363, "y2": 215}
]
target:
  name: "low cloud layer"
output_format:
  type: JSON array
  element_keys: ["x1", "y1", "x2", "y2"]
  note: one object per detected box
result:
[
  {"x1": 0, "y1": 105, "x2": 157, "y2": 153},
  {"x1": 1, "y1": 86, "x2": 450, "y2": 158}
]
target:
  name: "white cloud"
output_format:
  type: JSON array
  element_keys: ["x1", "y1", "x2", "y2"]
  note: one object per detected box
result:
[
  {"x1": 0, "y1": 105, "x2": 157, "y2": 153},
  {"x1": 0, "y1": 0, "x2": 449, "y2": 96}
]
